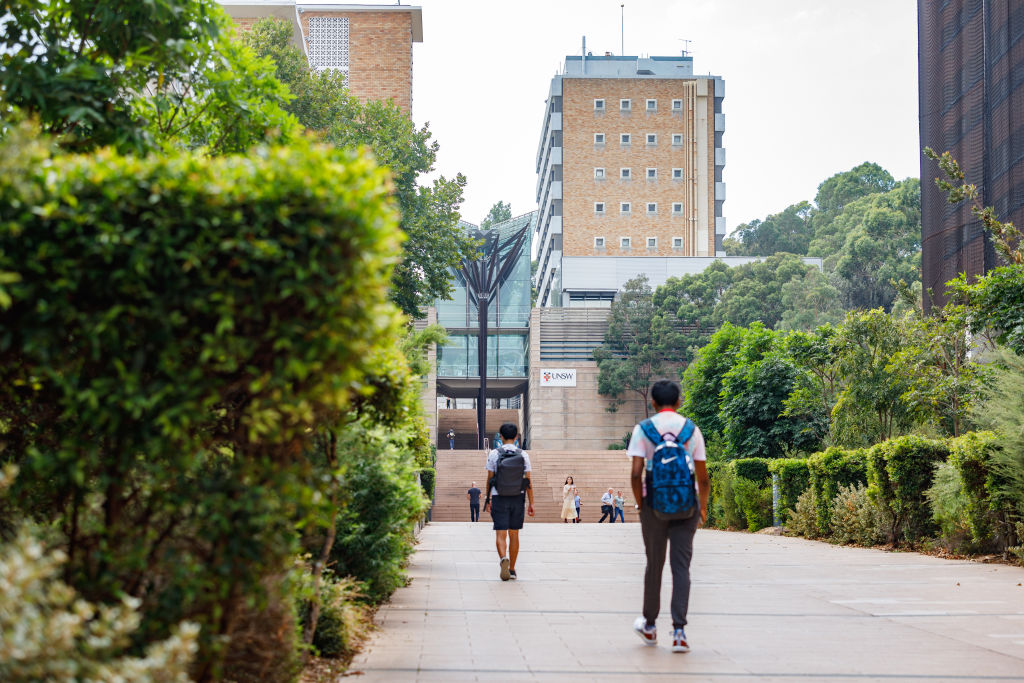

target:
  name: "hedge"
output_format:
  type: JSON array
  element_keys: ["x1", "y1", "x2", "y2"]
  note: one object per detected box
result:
[
  {"x1": 808, "y1": 447, "x2": 869, "y2": 536},
  {"x1": 0, "y1": 133, "x2": 402, "y2": 677},
  {"x1": 867, "y1": 436, "x2": 949, "y2": 543},
  {"x1": 769, "y1": 458, "x2": 810, "y2": 523},
  {"x1": 419, "y1": 467, "x2": 436, "y2": 500},
  {"x1": 947, "y1": 431, "x2": 1016, "y2": 551},
  {"x1": 733, "y1": 458, "x2": 771, "y2": 484}
]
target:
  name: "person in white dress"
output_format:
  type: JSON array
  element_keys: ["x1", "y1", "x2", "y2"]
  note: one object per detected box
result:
[{"x1": 560, "y1": 476, "x2": 578, "y2": 523}]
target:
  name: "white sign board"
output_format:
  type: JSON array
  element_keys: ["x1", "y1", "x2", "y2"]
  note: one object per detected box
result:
[{"x1": 540, "y1": 368, "x2": 577, "y2": 387}]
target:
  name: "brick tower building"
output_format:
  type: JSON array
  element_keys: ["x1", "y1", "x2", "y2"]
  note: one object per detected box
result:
[
  {"x1": 221, "y1": 1, "x2": 422, "y2": 114},
  {"x1": 535, "y1": 51, "x2": 726, "y2": 308}
]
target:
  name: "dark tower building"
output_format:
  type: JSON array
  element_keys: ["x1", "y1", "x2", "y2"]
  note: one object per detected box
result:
[{"x1": 918, "y1": 0, "x2": 1024, "y2": 312}]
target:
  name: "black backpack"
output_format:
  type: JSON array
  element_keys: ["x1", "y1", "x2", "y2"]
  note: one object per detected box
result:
[{"x1": 491, "y1": 448, "x2": 527, "y2": 496}]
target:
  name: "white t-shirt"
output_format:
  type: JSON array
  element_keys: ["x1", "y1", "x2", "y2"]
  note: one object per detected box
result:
[
  {"x1": 485, "y1": 444, "x2": 532, "y2": 496},
  {"x1": 627, "y1": 411, "x2": 706, "y2": 495},
  {"x1": 601, "y1": 491, "x2": 613, "y2": 505}
]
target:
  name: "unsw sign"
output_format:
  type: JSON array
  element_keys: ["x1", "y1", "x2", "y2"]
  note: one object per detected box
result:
[{"x1": 540, "y1": 368, "x2": 577, "y2": 387}]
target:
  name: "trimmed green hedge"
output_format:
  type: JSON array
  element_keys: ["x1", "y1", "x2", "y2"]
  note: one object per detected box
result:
[
  {"x1": 947, "y1": 431, "x2": 1016, "y2": 551},
  {"x1": 419, "y1": 467, "x2": 436, "y2": 500},
  {"x1": 733, "y1": 458, "x2": 771, "y2": 484},
  {"x1": 769, "y1": 458, "x2": 810, "y2": 521},
  {"x1": 808, "y1": 447, "x2": 869, "y2": 536},
  {"x1": 867, "y1": 436, "x2": 948, "y2": 543}
]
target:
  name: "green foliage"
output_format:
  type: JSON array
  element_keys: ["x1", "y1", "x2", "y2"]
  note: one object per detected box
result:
[
  {"x1": 945, "y1": 432, "x2": 1011, "y2": 550},
  {"x1": 299, "y1": 572, "x2": 368, "y2": 660},
  {"x1": 770, "y1": 458, "x2": 811, "y2": 521},
  {"x1": 681, "y1": 322, "x2": 746, "y2": 438},
  {"x1": 731, "y1": 476, "x2": 773, "y2": 532},
  {"x1": 0, "y1": 130, "x2": 403, "y2": 675},
  {"x1": 867, "y1": 436, "x2": 948, "y2": 544},
  {"x1": 595, "y1": 275, "x2": 679, "y2": 415},
  {"x1": 829, "y1": 483, "x2": 887, "y2": 546},
  {"x1": 714, "y1": 253, "x2": 820, "y2": 329},
  {"x1": 785, "y1": 487, "x2": 819, "y2": 538},
  {"x1": 480, "y1": 201, "x2": 512, "y2": 229},
  {"x1": 814, "y1": 162, "x2": 897, "y2": 216},
  {"x1": 708, "y1": 463, "x2": 745, "y2": 530},
  {"x1": 418, "y1": 468, "x2": 436, "y2": 500},
  {"x1": 926, "y1": 462, "x2": 973, "y2": 548},
  {"x1": 243, "y1": 18, "x2": 475, "y2": 317},
  {"x1": 1, "y1": 1, "x2": 296, "y2": 154},
  {"x1": 807, "y1": 447, "x2": 869, "y2": 536},
  {"x1": 723, "y1": 201, "x2": 813, "y2": 257},
  {"x1": 328, "y1": 422, "x2": 429, "y2": 603},
  {"x1": 733, "y1": 458, "x2": 771, "y2": 484}
]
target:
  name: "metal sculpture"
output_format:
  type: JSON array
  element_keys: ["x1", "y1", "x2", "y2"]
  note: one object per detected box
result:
[{"x1": 460, "y1": 221, "x2": 531, "y2": 450}]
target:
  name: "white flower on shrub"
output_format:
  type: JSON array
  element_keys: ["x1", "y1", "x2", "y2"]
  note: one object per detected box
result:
[{"x1": 0, "y1": 465, "x2": 198, "y2": 682}]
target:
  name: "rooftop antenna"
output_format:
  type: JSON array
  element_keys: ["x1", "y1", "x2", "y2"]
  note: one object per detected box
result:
[
  {"x1": 678, "y1": 38, "x2": 692, "y2": 57},
  {"x1": 620, "y1": 4, "x2": 625, "y2": 56},
  {"x1": 582, "y1": 35, "x2": 586, "y2": 74}
]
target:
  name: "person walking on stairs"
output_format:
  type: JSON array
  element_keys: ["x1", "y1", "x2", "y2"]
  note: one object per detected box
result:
[
  {"x1": 483, "y1": 423, "x2": 534, "y2": 581},
  {"x1": 598, "y1": 488, "x2": 615, "y2": 522},
  {"x1": 447, "y1": 428, "x2": 456, "y2": 450},
  {"x1": 614, "y1": 490, "x2": 626, "y2": 523},
  {"x1": 467, "y1": 482, "x2": 481, "y2": 522},
  {"x1": 561, "y1": 476, "x2": 577, "y2": 523},
  {"x1": 628, "y1": 379, "x2": 709, "y2": 654}
]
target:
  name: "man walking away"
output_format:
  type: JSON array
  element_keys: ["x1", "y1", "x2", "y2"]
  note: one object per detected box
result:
[
  {"x1": 628, "y1": 379, "x2": 708, "y2": 653},
  {"x1": 598, "y1": 488, "x2": 615, "y2": 522},
  {"x1": 467, "y1": 481, "x2": 481, "y2": 522},
  {"x1": 447, "y1": 428, "x2": 456, "y2": 450},
  {"x1": 483, "y1": 423, "x2": 534, "y2": 580}
]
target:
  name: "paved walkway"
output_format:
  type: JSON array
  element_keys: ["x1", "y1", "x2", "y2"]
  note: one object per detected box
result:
[{"x1": 350, "y1": 522, "x2": 1024, "y2": 681}]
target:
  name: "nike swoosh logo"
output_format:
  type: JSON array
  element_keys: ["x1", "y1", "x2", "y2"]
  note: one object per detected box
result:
[{"x1": 661, "y1": 456, "x2": 677, "y2": 464}]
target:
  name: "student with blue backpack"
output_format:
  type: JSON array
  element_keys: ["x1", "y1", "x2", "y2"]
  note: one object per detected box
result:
[{"x1": 627, "y1": 380, "x2": 709, "y2": 653}]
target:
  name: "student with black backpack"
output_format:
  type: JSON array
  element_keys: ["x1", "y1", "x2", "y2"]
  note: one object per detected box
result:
[
  {"x1": 482, "y1": 422, "x2": 534, "y2": 581},
  {"x1": 627, "y1": 380, "x2": 709, "y2": 653}
]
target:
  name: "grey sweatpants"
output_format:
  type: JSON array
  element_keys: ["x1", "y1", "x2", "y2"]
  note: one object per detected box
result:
[{"x1": 640, "y1": 502, "x2": 699, "y2": 629}]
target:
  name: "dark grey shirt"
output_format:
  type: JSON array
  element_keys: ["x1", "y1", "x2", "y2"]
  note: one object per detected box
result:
[{"x1": 468, "y1": 487, "x2": 481, "y2": 505}]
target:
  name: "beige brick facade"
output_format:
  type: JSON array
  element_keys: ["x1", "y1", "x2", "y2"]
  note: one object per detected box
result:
[
  {"x1": 297, "y1": 10, "x2": 413, "y2": 114},
  {"x1": 562, "y1": 79, "x2": 716, "y2": 258}
]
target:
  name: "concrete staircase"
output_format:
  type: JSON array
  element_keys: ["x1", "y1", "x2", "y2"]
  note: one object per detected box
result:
[{"x1": 432, "y1": 449, "x2": 639, "y2": 523}]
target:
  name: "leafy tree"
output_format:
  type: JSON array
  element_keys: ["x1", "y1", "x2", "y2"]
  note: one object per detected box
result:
[
  {"x1": 594, "y1": 276, "x2": 679, "y2": 416},
  {"x1": 813, "y1": 161, "x2": 896, "y2": 216},
  {"x1": 831, "y1": 309, "x2": 917, "y2": 445},
  {"x1": 719, "y1": 325, "x2": 825, "y2": 459},
  {"x1": 714, "y1": 253, "x2": 818, "y2": 328},
  {"x1": 243, "y1": 18, "x2": 475, "y2": 317},
  {"x1": 723, "y1": 201, "x2": 813, "y2": 256},
  {"x1": 1, "y1": 0, "x2": 296, "y2": 154},
  {"x1": 776, "y1": 268, "x2": 845, "y2": 331},
  {"x1": 782, "y1": 325, "x2": 842, "y2": 446},
  {"x1": 480, "y1": 201, "x2": 512, "y2": 229},
  {"x1": 680, "y1": 322, "x2": 747, "y2": 438},
  {"x1": 653, "y1": 260, "x2": 733, "y2": 365}
]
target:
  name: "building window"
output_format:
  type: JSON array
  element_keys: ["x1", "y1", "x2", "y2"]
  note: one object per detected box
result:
[
  {"x1": 646, "y1": 98, "x2": 657, "y2": 111},
  {"x1": 620, "y1": 133, "x2": 631, "y2": 145},
  {"x1": 647, "y1": 237, "x2": 658, "y2": 249},
  {"x1": 672, "y1": 168, "x2": 683, "y2": 180},
  {"x1": 672, "y1": 202, "x2": 683, "y2": 214},
  {"x1": 673, "y1": 236, "x2": 683, "y2": 248},
  {"x1": 672, "y1": 133, "x2": 683, "y2": 145},
  {"x1": 594, "y1": 98, "x2": 605, "y2": 111},
  {"x1": 646, "y1": 168, "x2": 657, "y2": 179},
  {"x1": 594, "y1": 167, "x2": 605, "y2": 179},
  {"x1": 595, "y1": 236, "x2": 606, "y2": 248},
  {"x1": 620, "y1": 236, "x2": 632, "y2": 249},
  {"x1": 647, "y1": 202, "x2": 657, "y2": 215},
  {"x1": 306, "y1": 16, "x2": 351, "y2": 72},
  {"x1": 620, "y1": 98, "x2": 631, "y2": 111},
  {"x1": 646, "y1": 133, "x2": 657, "y2": 145},
  {"x1": 595, "y1": 202, "x2": 605, "y2": 214},
  {"x1": 594, "y1": 133, "x2": 605, "y2": 144},
  {"x1": 672, "y1": 99, "x2": 683, "y2": 111},
  {"x1": 620, "y1": 167, "x2": 631, "y2": 179},
  {"x1": 620, "y1": 202, "x2": 631, "y2": 214}
]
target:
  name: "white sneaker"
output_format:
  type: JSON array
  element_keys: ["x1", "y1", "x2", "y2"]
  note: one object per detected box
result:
[
  {"x1": 633, "y1": 616, "x2": 656, "y2": 646},
  {"x1": 499, "y1": 557, "x2": 510, "y2": 581},
  {"x1": 671, "y1": 628, "x2": 690, "y2": 653}
]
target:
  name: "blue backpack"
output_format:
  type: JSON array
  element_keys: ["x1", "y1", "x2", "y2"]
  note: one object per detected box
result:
[{"x1": 639, "y1": 418, "x2": 698, "y2": 521}]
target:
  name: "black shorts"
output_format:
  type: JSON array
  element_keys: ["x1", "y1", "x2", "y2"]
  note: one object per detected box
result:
[{"x1": 490, "y1": 494, "x2": 525, "y2": 530}]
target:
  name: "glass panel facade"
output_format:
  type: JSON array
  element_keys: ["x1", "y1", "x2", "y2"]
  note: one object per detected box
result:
[{"x1": 435, "y1": 213, "x2": 535, "y2": 379}]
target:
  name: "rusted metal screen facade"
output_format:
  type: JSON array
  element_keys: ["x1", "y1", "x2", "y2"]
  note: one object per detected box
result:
[{"x1": 918, "y1": 0, "x2": 1024, "y2": 312}]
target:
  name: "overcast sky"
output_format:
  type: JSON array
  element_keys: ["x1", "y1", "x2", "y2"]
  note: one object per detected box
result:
[{"x1": 406, "y1": 0, "x2": 919, "y2": 234}]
